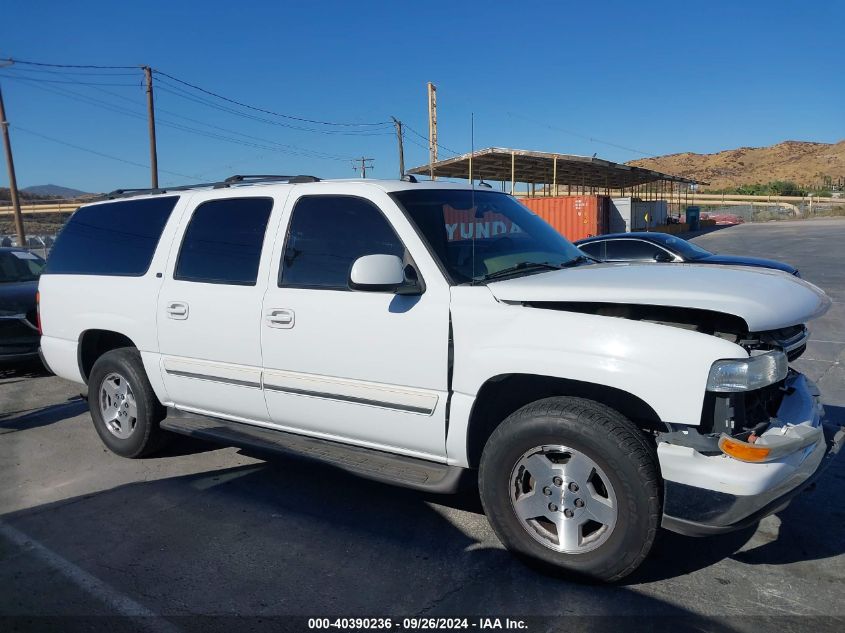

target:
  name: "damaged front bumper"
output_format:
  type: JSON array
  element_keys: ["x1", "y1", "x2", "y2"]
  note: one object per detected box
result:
[{"x1": 658, "y1": 373, "x2": 844, "y2": 536}]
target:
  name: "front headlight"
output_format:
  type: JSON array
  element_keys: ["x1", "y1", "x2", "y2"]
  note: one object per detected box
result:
[{"x1": 706, "y1": 351, "x2": 788, "y2": 392}]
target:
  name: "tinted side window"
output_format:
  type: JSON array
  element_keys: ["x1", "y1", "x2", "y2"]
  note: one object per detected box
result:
[
  {"x1": 175, "y1": 198, "x2": 273, "y2": 286},
  {"x1": 578, "y1": 241, "x2": 606, "y2": 260},
  {"x1": 280, "y1": 196, "x2": 404, "y2": 290},
  {"x1": 604, "y1": 239, "x2": 663, "y2": 261},
  {"x1": 0, "y1": 251, "x2": 45, "y2": 282},
  {"x1": 46, "y1": 197, "x2": 178, "y2": 276}
]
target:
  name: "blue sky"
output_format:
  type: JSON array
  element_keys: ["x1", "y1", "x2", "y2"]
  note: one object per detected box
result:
[{"x1": 1, "y1": 0, "x2": 842, "y2": 192}]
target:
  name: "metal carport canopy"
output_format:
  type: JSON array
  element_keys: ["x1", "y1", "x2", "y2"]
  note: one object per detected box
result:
[{"x1": 407, "y1": 147, "x2": 701, "y2": 189}]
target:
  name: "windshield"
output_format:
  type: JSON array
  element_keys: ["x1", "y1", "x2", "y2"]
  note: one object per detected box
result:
[
  {"x1": 0, "y1": 250, "x2": 46, "y2": 283},
  {"x1": 393, "y1": 189, "x2": 586, "y2": 283},
  {"x1": 658, "y1": 235, "x2": 712, "y2": 260}
]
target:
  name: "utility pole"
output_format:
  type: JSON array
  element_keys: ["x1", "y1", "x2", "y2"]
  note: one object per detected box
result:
[
  {"x1": 143, "y1": 66, "x2": 159, "y2": 189},
  {"x1": 427, "y1": 82, "x2": 437, "y2": 180},
  {"x1": 352, "y1": 157, "x2": 374, "y2": 178},
  {"x1": 391, "y1": 117, "x2": 405, "y2": 178},
  {"x1": 0, "y1": 84, "x2": 25, "y2": 247}
]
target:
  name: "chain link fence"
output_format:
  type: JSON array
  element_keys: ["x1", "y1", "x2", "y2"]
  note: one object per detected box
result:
[
  {"x1": 0, "y1": 234, "x2": 55, "y2": 259},
  {"x1": 671, "y1": 200, "x2": 845, "y2": 225}
]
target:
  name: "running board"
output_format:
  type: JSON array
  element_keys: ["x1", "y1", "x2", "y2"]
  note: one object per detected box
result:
[{"x1": 161, "y1": 410, "x2": 465, "y2": 494}]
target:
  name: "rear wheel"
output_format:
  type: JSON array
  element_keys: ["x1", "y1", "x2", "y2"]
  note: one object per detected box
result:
[
  {"x1": 479, "y1": 397, "x2": 660, "y2": 581},
  {"x1": 88, "y1": 348, "x2": 168, "y2": 458}
]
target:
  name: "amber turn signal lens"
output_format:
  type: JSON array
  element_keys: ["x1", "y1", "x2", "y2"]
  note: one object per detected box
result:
[{"x1": 718, "y1": 436, "x2": 772, "y2": 462}]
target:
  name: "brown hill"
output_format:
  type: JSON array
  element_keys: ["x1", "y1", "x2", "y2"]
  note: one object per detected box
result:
[{"x1": 626, "y1": 140, "x2": 845, "y2": 190}]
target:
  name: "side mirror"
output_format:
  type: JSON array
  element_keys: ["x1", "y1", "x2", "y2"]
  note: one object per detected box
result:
[
  {"x1": 349, "y1": 254, "x2": 422, "y2": 294},
  {"x1": 653, "y1": 251, "x2": 674, "y2": 263}
]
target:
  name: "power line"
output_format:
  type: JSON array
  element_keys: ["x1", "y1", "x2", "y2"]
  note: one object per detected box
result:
[
  {"x1": 154, "y1": 116, "x2": 355, "y2": 160},
  {"x1": 0, "y1": 74, "x2": 140, "y2": 87},
  {"x1": 403, "y1": 134, "x2": 430, "y2": 151},
  {"x1": 88, "y1": 82, "x2": 353, "y2": 160},
  {"x1": 0, "y1": 65, "x2": 139, "y2": 77},
  {"x1": 4, "y1": 58, "x2": 394, "y2": 131},
  {"x1": 63, "y1": 77, "x2": 354, "y2": 152},
  {"x1": 403, "y1": 122, "x2": 459, "y2": 156},
  {"x1": 152, "y1": 69, "x2": 391, "y2": 128},
  {"x1": 506, "y1": 112, "x2": 658, "y2": 158},
  {"x1": 154, "y1": 80, "x2": 393, "y2": 136},
  {"x1": 154, "y1": 106, "x2": 354, "y2": 160},
  {"x1": 13, "y1": 125, "x2": 204, "y2": 180},
  {"x1": 1, "y1": 57, "x2": 407, "y2": 177},
  {"x1": 1, "y1": 75, "x2": 357, "y2": 161},
  {"x1": 154, "y1": 78, "x2": 390, "y2": 135},
  {"x1": 0, "y1": 74, "x2": 151, "y2": 120},
  {"x1": 3, "y1": 57, "x2": 139, "y2": 70}
]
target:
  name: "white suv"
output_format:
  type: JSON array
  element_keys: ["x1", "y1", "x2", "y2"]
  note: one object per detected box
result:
[{"x1": 39, "y1": 175, "x2": 843, "y2": 581}]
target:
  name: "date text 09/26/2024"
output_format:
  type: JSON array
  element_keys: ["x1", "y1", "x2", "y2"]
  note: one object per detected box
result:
[{"x1": 307, "y1": 617, "x2": 528, "y2": 630}]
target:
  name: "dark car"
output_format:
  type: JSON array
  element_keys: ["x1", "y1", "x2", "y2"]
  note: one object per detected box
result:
[
  {"x1": 575, "y1": 232, "x2": 799, "y2": 276},
  {"x1": 0, "y1": 247, "x2": 46, "y2": 362}
]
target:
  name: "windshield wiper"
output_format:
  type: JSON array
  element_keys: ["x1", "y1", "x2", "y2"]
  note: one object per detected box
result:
[
  {"x1": 480, "y1": 261, "x2": 563, "y2": 282},
  {"x1": 560, "y1": 255, "x2": 594, "y2": 268}
]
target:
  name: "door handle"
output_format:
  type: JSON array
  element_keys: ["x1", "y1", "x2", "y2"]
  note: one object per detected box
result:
[
  {"x1": 166, "y1": 301, "x2": 189, "y2": 320},
  {"x1": 266, "y1": 308, "x2": 294, "y2": 329}
]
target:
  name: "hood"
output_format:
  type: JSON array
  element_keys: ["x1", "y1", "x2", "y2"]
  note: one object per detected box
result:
[
  {"x1": 0, "y1": 280, "x2": 38, "y2": 314},
  {"x1": 697, "y1": 254, "x2": 797, "y2": 274},
  {"x1": 487, "y1": 263, "x2": 830, "y2": 332}
]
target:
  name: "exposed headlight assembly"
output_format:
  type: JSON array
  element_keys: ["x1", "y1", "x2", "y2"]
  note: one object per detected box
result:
[{"x1": 706, "y1": 351, "x2": 788, "y2": 392}]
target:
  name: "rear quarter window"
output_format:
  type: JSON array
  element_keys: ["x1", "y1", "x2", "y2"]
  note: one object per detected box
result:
[
  {"x1": 578, "y1": 241, "x2": 606, "y2": 260},
  {"x1": 45, "y1": 196, "x2": 179, "y2": 276}
]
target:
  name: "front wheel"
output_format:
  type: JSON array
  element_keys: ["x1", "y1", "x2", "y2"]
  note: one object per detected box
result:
[
  {"x1": 88, "y1": 348, "x2": 168, "y2": 458},
  {"x1": 479, "y1": 397, "x2": 660, "y2": 581}
]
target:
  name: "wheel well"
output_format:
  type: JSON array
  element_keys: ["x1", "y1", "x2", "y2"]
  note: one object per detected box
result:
[
  {"x1": 78, "y1": 330, "x2": 137, "y2": 382},
  {"x1": 465, "y1": 374, "x2": 665, "y2": 468}
]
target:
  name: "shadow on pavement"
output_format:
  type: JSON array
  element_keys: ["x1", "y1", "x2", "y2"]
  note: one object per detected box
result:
[
  {"x1": 2, "y1": 433, "x2": 843, "y2": 626},
  {"x1": 0, "y1": 457, "x2": 719, "y2": 627},
  {"x1": 627, "y1": 526, "x2": 758, "y2": 584},
  {"x1": 0, "y1": 397, "x2": 88, "y2": 431},
  {"x1": 0, "y1": 358, "x2": 50, "y2": 383},
  {"x1": 156, "y1": 433, "x2": 226, "y2": 458}
]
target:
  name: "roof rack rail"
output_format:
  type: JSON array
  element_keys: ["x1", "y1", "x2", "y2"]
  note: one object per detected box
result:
[
  {"x1": 102, "y1": 182, "x2": 222, "y2": 200},
  {"x1": 223, "y1": 174, "x2": 321, "y2": 185},
  {"x1": 99, "y1": 174, "x2": 322, "y2": 200}
]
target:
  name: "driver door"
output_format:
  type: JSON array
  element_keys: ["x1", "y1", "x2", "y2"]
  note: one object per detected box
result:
[{"x1": 260, "y1": 190, "x2": 450, "y2": 460}]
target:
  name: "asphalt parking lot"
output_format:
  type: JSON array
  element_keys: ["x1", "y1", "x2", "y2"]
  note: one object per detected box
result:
[{"x1": 1, "y1": 217, "x2": 844, "y2": 632}]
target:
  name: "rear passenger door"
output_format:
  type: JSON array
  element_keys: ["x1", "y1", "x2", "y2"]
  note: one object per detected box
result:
[{"x1": 157, "y1": 194, "x2": 282, "y2": 421}]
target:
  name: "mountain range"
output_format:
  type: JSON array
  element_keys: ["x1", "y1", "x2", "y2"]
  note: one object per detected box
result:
[
  {"x1": 626, "y1": 140, "x2": 845, "y2": 190},
  {"x1": 21, "y1": 184, "x2": 90, "y2": 198}
]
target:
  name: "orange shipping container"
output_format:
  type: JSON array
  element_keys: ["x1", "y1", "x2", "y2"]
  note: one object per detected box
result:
[{"x1": 518, "y1": 195, "x2": 609, "y2": 242}]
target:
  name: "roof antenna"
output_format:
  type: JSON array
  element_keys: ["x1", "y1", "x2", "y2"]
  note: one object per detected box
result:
[{"x1": 471, "y1": 112, "x2": 478, "y2": 283}]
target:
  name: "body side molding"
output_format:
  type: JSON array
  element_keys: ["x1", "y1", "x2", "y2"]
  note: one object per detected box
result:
[{"x1": 162, "y1": 409, "x2": 464, "y2": 493}]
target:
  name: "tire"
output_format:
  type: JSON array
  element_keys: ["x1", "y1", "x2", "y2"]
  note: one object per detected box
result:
[
  {"x1": 88, "y1": 347, "x2": 168, "y2": 458},
  {"x1": 479, "y1": 396, "x2": 660, "y2": 582}
]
